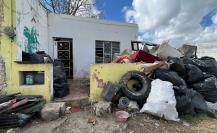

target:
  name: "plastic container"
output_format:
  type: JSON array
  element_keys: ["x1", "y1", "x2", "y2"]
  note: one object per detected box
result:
[{"x1": 115, "y1": 111, "x2": 130, "y2": 123}]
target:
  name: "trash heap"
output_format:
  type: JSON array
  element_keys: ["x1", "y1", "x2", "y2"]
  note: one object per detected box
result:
[
  {"x1": 0, "y1": 93, "x2": 45, "y2": 128},
  {"x1": 102, "y1": 43, "x2": 217, "y2": 122}
]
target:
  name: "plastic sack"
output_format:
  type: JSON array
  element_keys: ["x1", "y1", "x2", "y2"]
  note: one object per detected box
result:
[
  {"x1": 154, "y1": 69, "x2": 186, "y2": 86},
  {"x1": 168, "y1": 57, "x2": 186, "y2": 78},
  {"x1": 183, "y1": 57, "x2": 217, "y2": 78},
  {"x1": 192, "y1": 77, "x2": 217, "y2": 103},
  {"x1": 185, "y1": 64, "x2": 204, "y2": 84},
  {"x1": 174, "y1": 88, "x2": 215, "y2": 117},
  {"x1": 140, "y1": 79, "x2": 180, "y2": 122},
  {"x1": 200, "y1": 57, "x2": 217, "y2": 77}
]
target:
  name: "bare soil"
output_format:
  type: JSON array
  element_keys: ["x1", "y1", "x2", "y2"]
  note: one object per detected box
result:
[{"x1": 15, "y1": 107, "x2": 217, "y2": 133}]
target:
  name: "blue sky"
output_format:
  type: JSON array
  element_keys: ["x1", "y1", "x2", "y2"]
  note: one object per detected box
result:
[
  {"x1": 96, "y1": 0, "x2": 216, "y2": 28},
  {"x1": 201, "y1": 8, "x2": 217, "y2": 28},
  {"x1": 96, "y1": 0, "x2": 132, "y2": 22},
  {"x1": 96, "y1": 0, "x2": 217, "y2": 45}
]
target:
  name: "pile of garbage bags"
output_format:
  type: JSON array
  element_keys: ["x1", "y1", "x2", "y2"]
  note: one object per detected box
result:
[
  {"x1": 0, "y1": 93, "x2": 45, "y2": 128},
  {"x1": 103, "y1": 43, "x2": 217, "y2": 121},
  {"x1": 53, "y1": 60, "x2": 69, "y2": 98}
]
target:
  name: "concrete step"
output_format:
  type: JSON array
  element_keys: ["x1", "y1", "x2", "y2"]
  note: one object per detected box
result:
[{"x1": 53, "y1": 96, "x2": 90, "y2": 107}]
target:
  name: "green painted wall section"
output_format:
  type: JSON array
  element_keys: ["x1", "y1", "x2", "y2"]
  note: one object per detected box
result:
[{"x1": 23, "y1": 26, "x2": 39, "y2": 53}]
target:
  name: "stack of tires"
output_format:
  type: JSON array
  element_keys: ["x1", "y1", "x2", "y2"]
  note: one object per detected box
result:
[{"x1": 53, "y1": 60, "x2": 69, "y2": 98}]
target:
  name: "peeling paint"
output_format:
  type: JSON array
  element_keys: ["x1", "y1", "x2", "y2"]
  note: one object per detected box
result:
[
  {"x1": 92, "y1": 72, "x2": 107, "y2": 88},
  {"x1": 23, "y1": 26, "x2": 39, "y2": 53}
]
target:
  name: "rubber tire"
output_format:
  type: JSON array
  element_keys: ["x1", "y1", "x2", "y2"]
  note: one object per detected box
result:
[{"x1": 119, "y1": 71, "x2": 151, "y2": 101}]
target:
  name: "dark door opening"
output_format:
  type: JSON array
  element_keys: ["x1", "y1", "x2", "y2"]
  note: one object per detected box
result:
[{"x1": 54, "y1": 38, "x2": 73, "y2": 79}]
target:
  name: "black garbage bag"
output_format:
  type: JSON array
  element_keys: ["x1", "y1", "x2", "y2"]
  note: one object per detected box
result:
[
  {"x1": 154, "y1": 69, "x2": 187, "y2": 87},
  {"x1": 203, "y1": 73, "x2": 214, "y2": 79},
  {"x1": 200, "y1": 57, "x2": 217, "y2": 77},
  {"x1": 192, "y1": 77, "x2": 217, "y2": 103},
  {"x1": 54, "y1": 83, "x2": 69, "y2": 98},
  {"x1": 53, "y1": 60, "x2": 64, "y2": 67},
  {"x1": 22, "y1": 52, "x2": 44, "y2": 63},
  {"x1": 53, "y1": 66, "x2": 66, "y2": 80},
  {"x1": 185, "y1": 64, "x2": 204, "y2": 84},
  {"x1": 183, "y1": 57, "x2": 217, "y2": 78},
  {"x1": 167, "y1": 57, "x2": 186, "y2": 78},
  {"x1": 174, "y1": 88, "x2": 215, "y2": 117}
]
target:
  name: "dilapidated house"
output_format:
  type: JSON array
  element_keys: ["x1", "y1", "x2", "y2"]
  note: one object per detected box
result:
[
  {"x1": 16, "y1": 0, "x2": 138, "y2": 79},
  {"x1": 0, "y1": 0, "x2": 138, "y2": 101}
]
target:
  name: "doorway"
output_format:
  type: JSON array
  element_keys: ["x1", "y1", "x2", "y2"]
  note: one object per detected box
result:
[{"x1": 54, "y1": 38, "x2": 73, "y2": 79}]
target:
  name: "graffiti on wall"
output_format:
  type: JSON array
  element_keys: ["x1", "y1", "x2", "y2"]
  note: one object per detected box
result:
[{"x1": 23, "y1": 26, "x2": 39, "y2": 53}]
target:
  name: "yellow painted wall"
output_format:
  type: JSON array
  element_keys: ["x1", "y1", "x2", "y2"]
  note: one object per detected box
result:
[
  {"x1": 90, "y1": 63, "x2": 142, "y2": 102},
  {"x1": 0, "y1": 0, "x2": 52, "y2": 101}
]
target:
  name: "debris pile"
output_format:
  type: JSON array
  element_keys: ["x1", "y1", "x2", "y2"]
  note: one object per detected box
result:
[
  {"x1": 0, "y1": 93, "x2": 45, "y2": 128},
  {"x1": 101, "y1": 42, "x2": 217, "y2": 122}
]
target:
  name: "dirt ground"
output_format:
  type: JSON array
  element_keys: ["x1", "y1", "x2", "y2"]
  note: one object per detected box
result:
[{"x1": 13, "y1": 106, "x2": 217, "y2": 133}]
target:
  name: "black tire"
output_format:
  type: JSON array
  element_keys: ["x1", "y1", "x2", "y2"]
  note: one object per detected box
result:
[
  {"x1": 118, "y1": 97, "x2": 130, "y2": 109},
  {"x1": 119, "y1": 71, "x2": 151, "y2": 101}
]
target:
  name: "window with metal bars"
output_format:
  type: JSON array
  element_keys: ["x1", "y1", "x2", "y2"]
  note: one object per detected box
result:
[{"x1": 95, "y1": 40, "x2": 120, "y2": 63}]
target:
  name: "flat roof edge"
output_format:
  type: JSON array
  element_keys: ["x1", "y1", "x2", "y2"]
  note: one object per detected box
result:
[{"x1": 48, "y1": 13, "x2": 138, "y2": 28}]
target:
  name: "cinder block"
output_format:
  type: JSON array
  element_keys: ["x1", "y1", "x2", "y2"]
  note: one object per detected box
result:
[{"x1": 41, "y1": 102, "x2": 65, "y2": 121}]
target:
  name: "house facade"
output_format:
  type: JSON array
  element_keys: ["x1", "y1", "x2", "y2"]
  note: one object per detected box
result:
[
  {"x1": 48, "y1": 14, "x2": 138, "y2": 78},
  {"x1": 16, "y1": 0, "x2": 138, "y2": 79},
  {"x1": 0, "y1": 0, "x2": 138, "y2": 101}
]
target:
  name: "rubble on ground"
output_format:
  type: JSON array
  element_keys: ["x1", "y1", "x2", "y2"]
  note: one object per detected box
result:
[{"x1": 93, "y1": 101, "x2": 111, "y2": 117}]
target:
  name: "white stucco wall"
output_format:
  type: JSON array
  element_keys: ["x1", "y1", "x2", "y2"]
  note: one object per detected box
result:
[
  {"x1": 48, "y1": 14, "x2": 138, "y2": 78},
  {"x1": 197, "y1": 44, "x2": 217, "y2": 60},
  {"x1": 16, "y1": 0, "x2": 48, "y2": 61}
]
